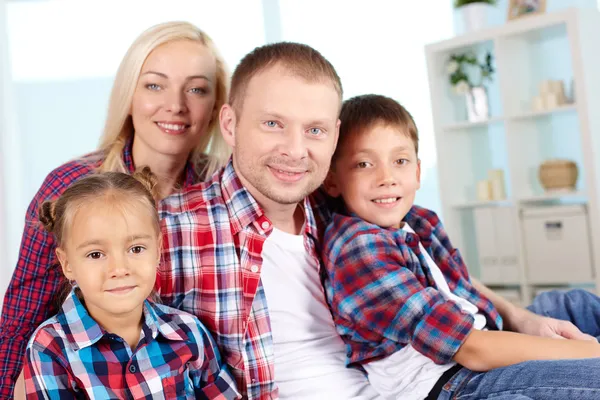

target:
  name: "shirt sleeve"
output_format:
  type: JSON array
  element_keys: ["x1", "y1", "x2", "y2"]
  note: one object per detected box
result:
[
  {"x1": 327, "y1": 230, "x2": 475, "y2": 365},
  {"x1": 24, "y1": 338, "x2": 76, "y2": 399},
  {"x1": 0, "y1": 192, "x2": 64, "y2": 398},
  {"x1": 192, "y1": 320, "x2": 240, "y2": 400}
]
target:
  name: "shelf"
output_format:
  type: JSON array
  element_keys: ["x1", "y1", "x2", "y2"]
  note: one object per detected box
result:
[
  {"x1": 452, "y1": 199, "x2": 513, "y2": 209},
  {"x1": 425, "y1": 8, "x2": 577, "y2": 54},
  {"x1": 508, "y1": 104, "x2": 577, "y2": 121},
  {"x1": 517, "y1": 190, "x2": 587, "y2": 204},
  {"x1": 481, "y1": 281, "x2": 521, "y2": 287},
  {"x1": 441, "y1": 116, "x2": 504, "y2": 132}
]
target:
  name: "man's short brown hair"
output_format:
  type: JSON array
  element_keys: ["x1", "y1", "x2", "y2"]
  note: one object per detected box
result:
[
  {"x1": 334, "y1": 94, "x2": 419, "y2": 163},
  {"x1": 229, "y1": 42, "x2": 343, "y2": 113}
]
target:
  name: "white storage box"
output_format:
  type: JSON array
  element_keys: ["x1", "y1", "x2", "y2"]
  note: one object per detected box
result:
[
  {"x1": 521, "y1": 205, "x2": 593, "y2": 284},
  {"x1": 473, "y1": 207, "x2": 520, "y2": 285}
]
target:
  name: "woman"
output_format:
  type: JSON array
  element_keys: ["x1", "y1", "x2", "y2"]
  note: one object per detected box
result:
[{"x1": 0, "y1": 21, "x2": 230, "y2": 398}]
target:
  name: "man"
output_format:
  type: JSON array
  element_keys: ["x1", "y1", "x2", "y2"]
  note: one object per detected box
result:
[
  {"x1": 158, "y1": 42, "x2": 597, "y2": 399},
  {"x1": 158, "y1": 42, "x2": 381, "y2": 399}
]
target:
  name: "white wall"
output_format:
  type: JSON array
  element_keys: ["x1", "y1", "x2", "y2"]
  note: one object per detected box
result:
[
  {"x1": 0, "y1": 0, "x2": 6, "y2": 294},
  {"x1": 0, "y1": 0, "x2": 22, "y2": 297}
]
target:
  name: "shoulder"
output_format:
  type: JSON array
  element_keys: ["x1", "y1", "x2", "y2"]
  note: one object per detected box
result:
[
  {"x1": 323, "y1": 213, "x2": 394, "y2": 262},
  {"x1": 405, "y1": 205, "x2": 454, "y2": 250},
  {"x1": 405, "y1": 205, "x2": 442, "y2": 227},
  {"x1": 159, "y1": 169, "x2": 225, "y2": 217},
  {"x1": 26, "y1": 151, "x2": 104, "y2": 218},
  {"x1": 27, "y1": 316, "x2": 68, "y2": 356},
  {"x1": 152, "y1": 303, "x2": 213, "y2": 342}
]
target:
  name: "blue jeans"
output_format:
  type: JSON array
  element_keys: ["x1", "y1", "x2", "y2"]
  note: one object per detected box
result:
[{"x1": 437, "y1": 289, "x2": 600, "y2": 400}]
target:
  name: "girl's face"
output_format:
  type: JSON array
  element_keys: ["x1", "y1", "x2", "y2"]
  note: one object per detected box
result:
[
  {"x1": 130, "y1": 39, "x2": 218, "y2": 161},
  {"x1": 56, "y1": 196, "x2": 159, "y2": 326}
]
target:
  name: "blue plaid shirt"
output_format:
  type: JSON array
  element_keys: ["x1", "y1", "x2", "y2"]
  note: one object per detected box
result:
[
  {"x1": 24, "y1": 289, "x2": 239, "y2": 399},
  {"x1": 322, "y1": 205, "x2": 503, "y2": 367}
]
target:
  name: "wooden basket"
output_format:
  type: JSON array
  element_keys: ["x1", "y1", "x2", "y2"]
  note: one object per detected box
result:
[{"x1": 538, "y1": 160, "x2": 578, "y2": 191}]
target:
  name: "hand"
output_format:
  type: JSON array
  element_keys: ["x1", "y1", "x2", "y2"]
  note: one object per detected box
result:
[{"x1": 510, "y1": 309, "x2": 597, "y2": 341}]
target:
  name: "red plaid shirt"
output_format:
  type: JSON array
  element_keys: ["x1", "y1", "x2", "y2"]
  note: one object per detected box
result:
[
  {"x1": 322, "y1": 206, "x2": 503, "y2": 367},
  {"x1": 0, "y1": 139, "x2": 202, "y2": 398},
  {"x1": 157, "y1": 160, "x2": 324, "y2": 400}
]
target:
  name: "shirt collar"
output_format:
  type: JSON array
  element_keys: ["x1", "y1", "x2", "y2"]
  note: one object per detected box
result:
[
  {"x1": 58, "y1": 289, "x2": 187, "y2": 352},
  {"x1": 122, "y1": 136, "x2": 199, "y2": 188},
  {"x1": 340, "y1": 205, "x2": 435, "y2": 248},
  {"x1": 402, "y1": 206, "x2": 435, "y2": 248},
  {"x1": 220, "y1": 158, "x2": 319, "y2": 241}
]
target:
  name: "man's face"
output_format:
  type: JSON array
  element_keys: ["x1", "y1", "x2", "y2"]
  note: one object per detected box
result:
[{"x1": 221, "y1": 65, "x2": 340, "y2": 208}]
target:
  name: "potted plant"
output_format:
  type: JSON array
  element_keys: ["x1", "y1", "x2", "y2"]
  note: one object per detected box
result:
[
  {"x1": 447, "y1": 51, "x2": 494, "y2": 122},
  {"x1": 455, "y1": 0, "x2": 497, "y2": 32}
]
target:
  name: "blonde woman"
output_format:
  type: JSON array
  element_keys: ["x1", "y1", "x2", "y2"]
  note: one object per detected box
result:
[{"x1": 0, "y1": 21, "x2": 230, "y2": 398}]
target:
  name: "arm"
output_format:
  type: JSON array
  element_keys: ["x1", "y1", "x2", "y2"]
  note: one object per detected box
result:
[
  {"x1": 193, "y1": 320, "x2": 240, "y2": 400},
  {"x1": 24, "y1": 340, "x2": 76, "y2": 399},
  {"x1": 330, "y1": 229, "x2": 600, "y2": 371},
  {"x1": 472, "y1": 278, "x2": 595, "y2": 340},
  {"x1": 454, "y1": 328, "x2": 600, "y2": 372},
  {"x1": 327, "y1": 230, "x2": 476, "y2": 365},
  {"x1": 0, "y1": 199, "x2": 63, "y2": 398},
  {"x1": 471, "y1": 277, "x2": 523, "y2": 331}
]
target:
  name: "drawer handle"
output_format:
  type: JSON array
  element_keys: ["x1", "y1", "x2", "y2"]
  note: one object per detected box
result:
[{"x1": 545, "y1": 221, "x2": 562, "y2": 229}]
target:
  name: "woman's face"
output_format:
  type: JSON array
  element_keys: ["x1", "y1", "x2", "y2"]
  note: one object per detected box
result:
[{"x1": 130, "y1": 39, "x2": 218, "y2": 161}]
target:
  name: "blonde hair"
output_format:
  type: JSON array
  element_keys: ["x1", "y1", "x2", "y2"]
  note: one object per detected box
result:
[
  {"x1": 98, "y1": 21, "x2": 230, "y2": 179},
  {"x1": 230, "y1": 42, "x2": 343, "y2": 114}
]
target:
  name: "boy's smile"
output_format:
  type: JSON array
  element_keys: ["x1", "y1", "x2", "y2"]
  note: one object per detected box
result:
[{"x1": 326, "y1": 123, "x2": 421, "y2": 229}]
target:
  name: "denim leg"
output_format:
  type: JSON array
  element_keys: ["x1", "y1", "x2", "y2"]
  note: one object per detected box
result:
[
  {"x1": 527, "y1": 289, "x2": 600, "y2": 339},
  {"x1": 438, "y1": 358, "x2": 600, "y2": 400}
]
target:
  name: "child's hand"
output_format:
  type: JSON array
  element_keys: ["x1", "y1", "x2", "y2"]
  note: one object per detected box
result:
[{"x1": 512, "y1": 310, "x2": 597, "y2": 341}]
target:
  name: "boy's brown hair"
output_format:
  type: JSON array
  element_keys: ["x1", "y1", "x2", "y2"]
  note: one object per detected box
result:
[
  {"x1": 229, "y1": 42, "x2": 343, "y2": 113},
  {"x1": 333, "y1": 94, "x2": 419, "y2": 163}
]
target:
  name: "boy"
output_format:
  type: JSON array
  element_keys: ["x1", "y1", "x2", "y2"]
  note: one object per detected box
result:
[{"x1": 322, "y1": 94, "x2": 600, "y2": 400}]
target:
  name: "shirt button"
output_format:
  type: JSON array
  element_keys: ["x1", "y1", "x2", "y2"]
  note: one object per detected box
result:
[
  {"x1": 261, "y1": 221, "x2": 270, "y2": 230},
  {"x1": 128, "y1": 364, "x2": 137, "y2": 373},
  {"x1": 251, "y1": 265, "x2": 259, "y2": 273}
]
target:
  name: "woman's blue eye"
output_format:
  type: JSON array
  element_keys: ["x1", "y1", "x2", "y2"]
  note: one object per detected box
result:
[
  {"x1": 189, "y1": 87, "x2": 207, "y2": 95},
  {"x1": 266, "y1": 121, "x2": 278, "y2": 128},
  {"x1": 146, "y1": 83, "x2": 161, "y2": 91}
]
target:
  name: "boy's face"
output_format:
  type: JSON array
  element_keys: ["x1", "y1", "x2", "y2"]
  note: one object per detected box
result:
[{"x1": 326, "y1": 124, "x2": 421, "y2": 229}]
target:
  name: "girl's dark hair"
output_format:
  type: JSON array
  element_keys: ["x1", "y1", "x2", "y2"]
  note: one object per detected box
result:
[
  {"x1": 39, "y1": 167, "x2": 159, "y2": 244},
  {"x1": 38, "y1": 167, "x2": 160, "y2": 307}
]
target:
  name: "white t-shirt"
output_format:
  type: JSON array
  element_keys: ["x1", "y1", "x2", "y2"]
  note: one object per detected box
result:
[
  {"x1": 363, "y1": 223, "x2": 486, "y2": 400},
  {"x1": 260, "y1": 227, "x2": 382, "y2": 400}
]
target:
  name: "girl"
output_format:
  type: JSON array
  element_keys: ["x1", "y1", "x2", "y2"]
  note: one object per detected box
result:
[
  {"x1": 1, "y1": 21, "x2": 230, "y2": 397},
  {"x1": 23, "y1": 170, "x2": 239, "y2": 400}
]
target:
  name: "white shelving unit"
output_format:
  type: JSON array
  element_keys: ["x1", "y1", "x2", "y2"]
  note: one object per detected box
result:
[{"x1": 425, "y1": 8, "x2": 600, "y2": 304}]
